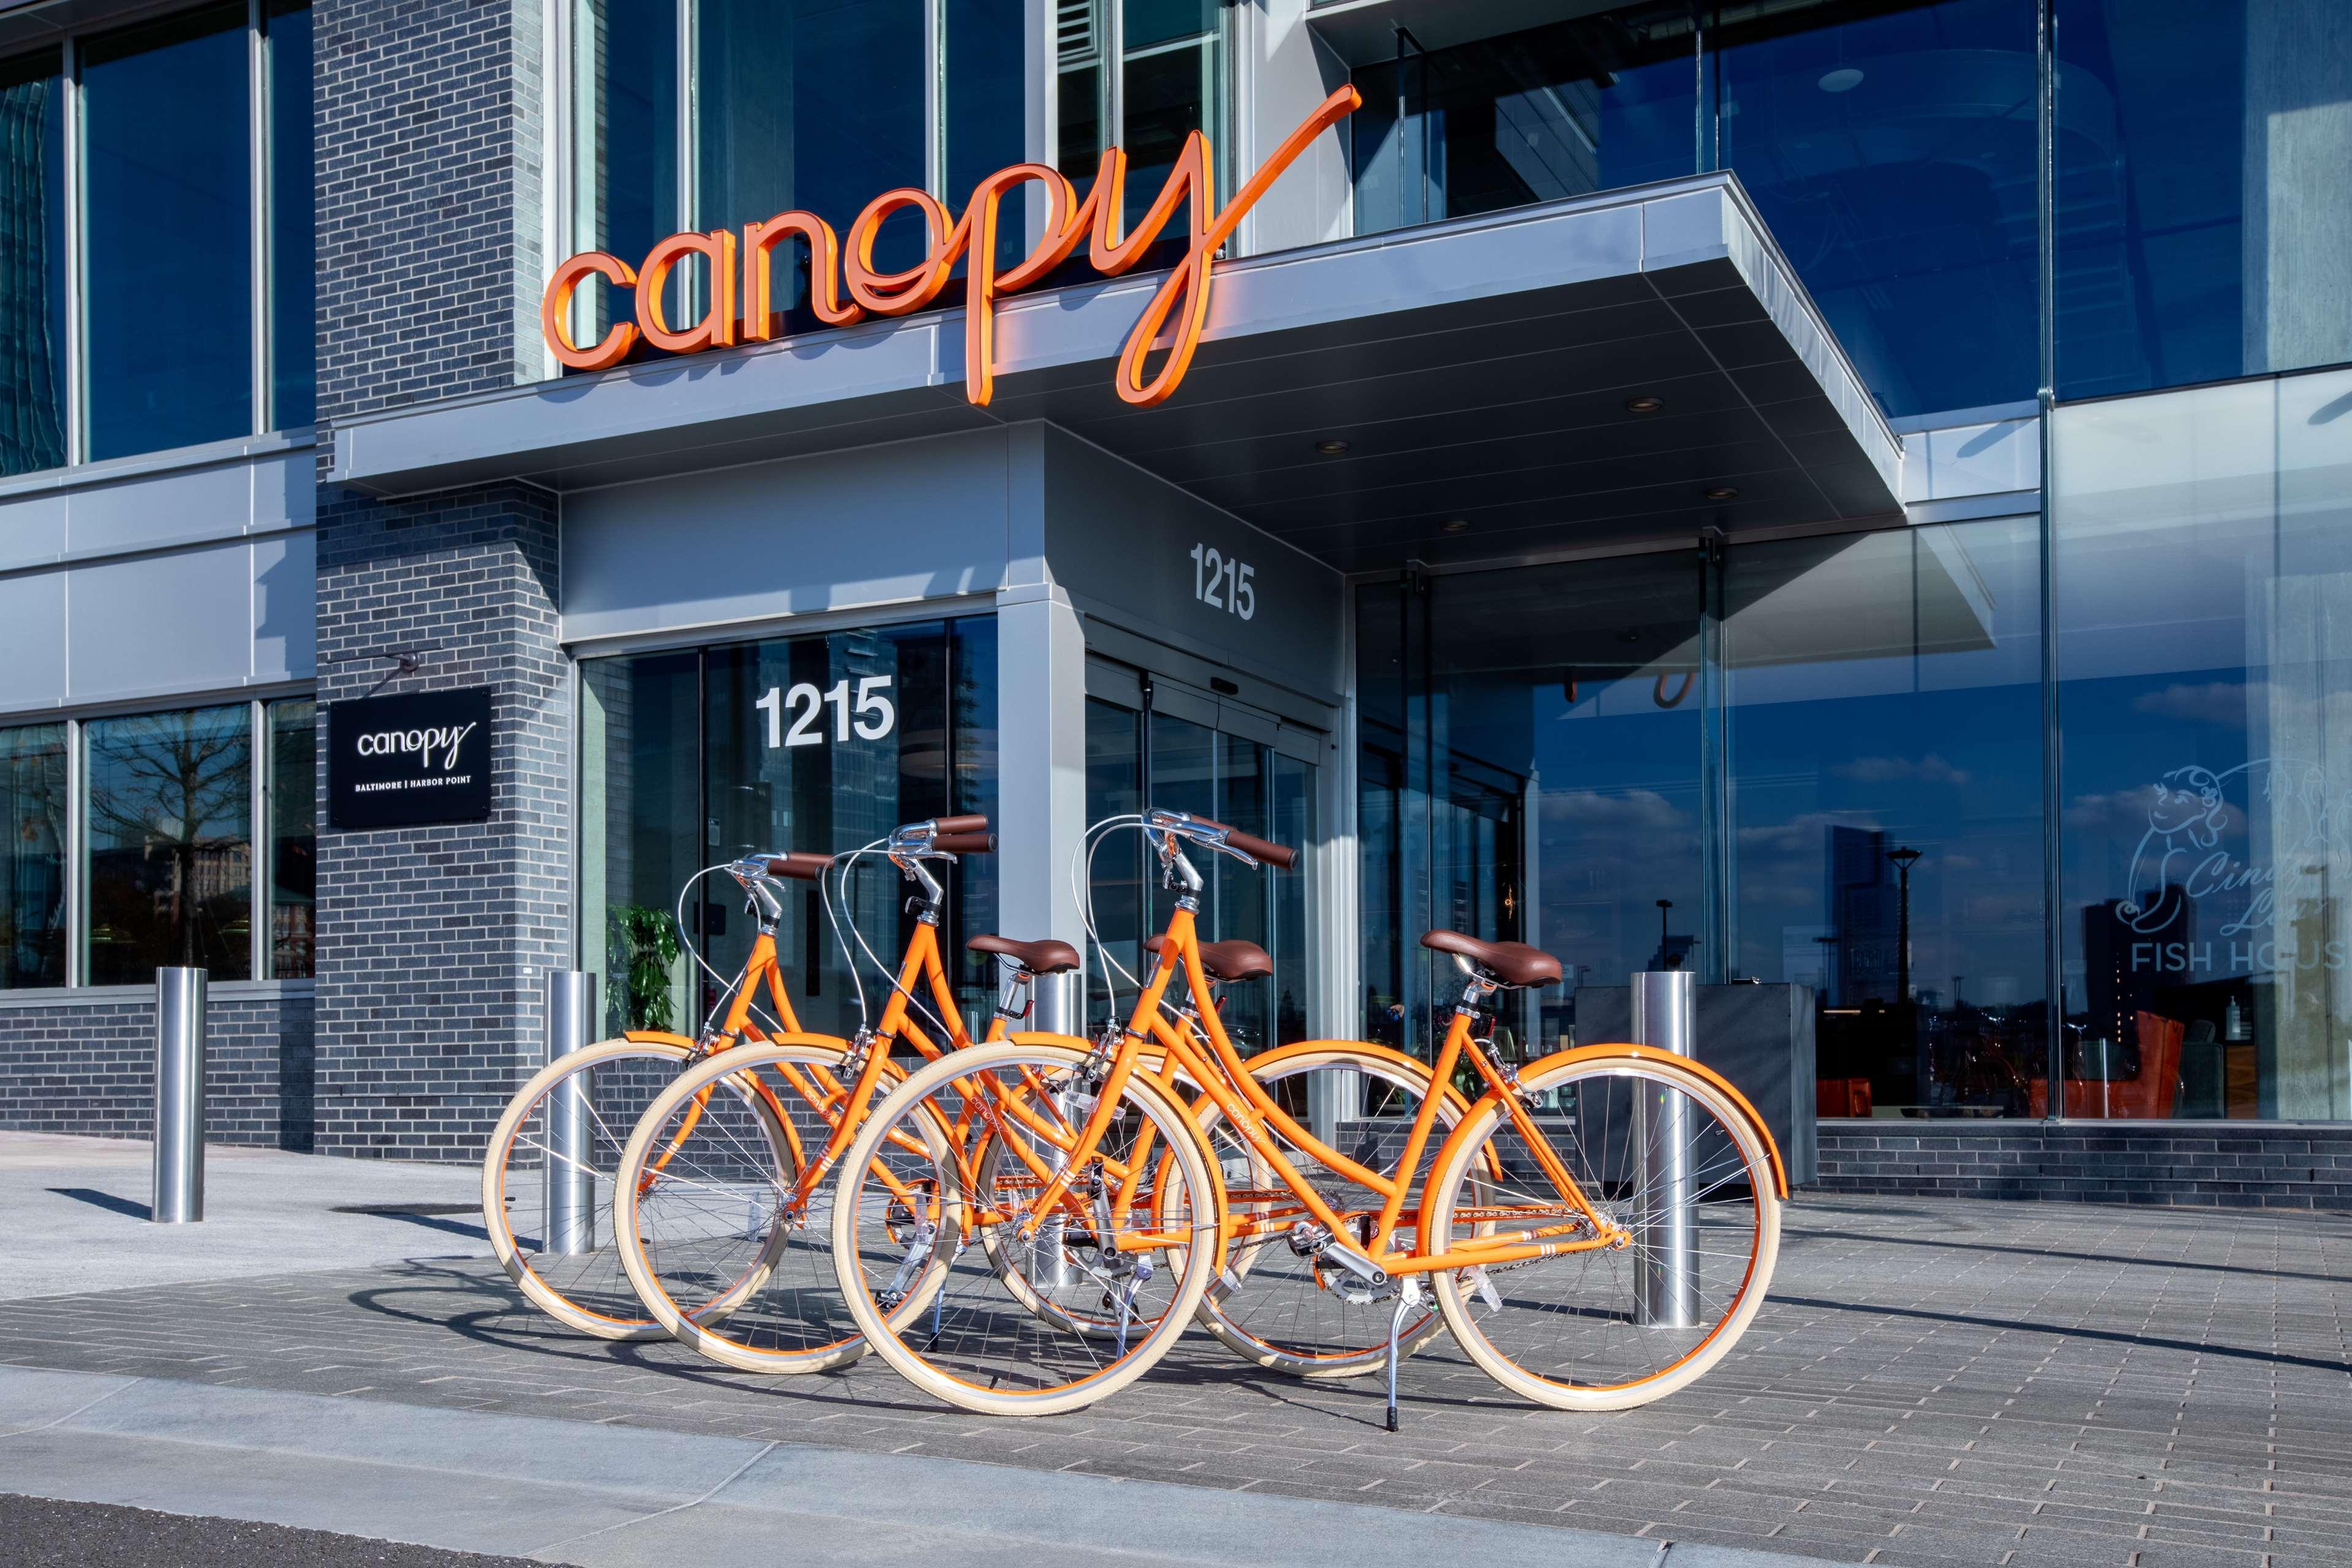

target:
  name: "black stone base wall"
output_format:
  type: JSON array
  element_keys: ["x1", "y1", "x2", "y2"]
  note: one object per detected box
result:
[
  {"x1": 1817, "y1": 1121, "x2": 2352, "y2": 1210},
  {"x1": 0, "y1": 989, "x2": 317, "y2": 1151}
]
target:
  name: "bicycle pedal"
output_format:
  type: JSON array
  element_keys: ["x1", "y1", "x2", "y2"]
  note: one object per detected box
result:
[
  {"x1": 1463, "y1": 1265, "x2": 1502, "y2": 1314},
  {"x1": 1206, "y1": 1266, "x2": 1244, "y2": 1303}
]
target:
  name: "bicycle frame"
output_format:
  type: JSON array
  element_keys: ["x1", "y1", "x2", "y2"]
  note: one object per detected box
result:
[{"x1": 1014, "y1": 908, "x2": 1631, "y2": 1280}]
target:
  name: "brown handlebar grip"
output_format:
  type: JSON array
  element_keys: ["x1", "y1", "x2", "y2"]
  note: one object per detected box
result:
[
  {"x1": 764, "y1": 852, "x2": 834, "y2": 881},
  {"x1": 933, "y1": 832, "x2": 995, "y2": 854},
  {"x1": 930, "y1": 814, "x2": 989, "y2": 834},
  {"x1": 1224, "y1": 830, "x2": 1297, "y2": 870}
]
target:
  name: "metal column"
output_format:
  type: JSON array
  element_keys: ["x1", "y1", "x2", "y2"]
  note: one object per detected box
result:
[
  {"x1": 543, "y1": 971, "x2": 597, "y2": 1256},
  {"x1": 1630, "y1": 968, "x2": 1698, "y2": 1328},
  {"x1": 152, "y1": 968, "x2": 207, "y2": 1224},
  {"x1": 1030, "y1": 969, "x2": 1080, "y2": 1287}
]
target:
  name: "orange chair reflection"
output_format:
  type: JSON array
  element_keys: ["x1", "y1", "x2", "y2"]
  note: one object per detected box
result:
[{"x1": 2029, "y1": 1011, "x2": 2184, "y2": 1119}]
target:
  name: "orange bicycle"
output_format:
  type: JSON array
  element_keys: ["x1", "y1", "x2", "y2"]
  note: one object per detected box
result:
[
  {"x1": 828, "y1": 809, "x2": 1787, "y2": 1419},
  {"x1": 479, "y1": 815, "x2": 991, "y2": 1341}
]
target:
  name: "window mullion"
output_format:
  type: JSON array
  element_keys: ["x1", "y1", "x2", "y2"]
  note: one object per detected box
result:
[
  {"x1": 1104, "y1": 0, "x2": 1121, "y2": 148},
  {"x1": 252, "y1": 699, "x2": 270, "y2": 982},
  {"x1": 61, "y1": 36, "x2": 83, "y2": 467},
  {"x1": 63, "y1": 717, "x2": 81, "y2": 987},
  {"x1": 925, "y1": 0, "x2": 943, "y2": 200},
  {"x1": 249, "y1": 0, "x2": 268, "y2": 434}
]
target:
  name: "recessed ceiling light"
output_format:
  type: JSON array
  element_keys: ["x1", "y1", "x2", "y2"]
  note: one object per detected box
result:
[
  {"x1": 1624, "y1": 396, "x2": 1664, "y2": 413},
  {"x1": 1314, "y1": 439, "x2": 1351, "y2": 456},
  {"x1": 1706, "y1": 486, "x2": 1741, "y2": 502},
  {"x1": 1441, "y1": 518, "x2": 1471, "y2": 534},
  {"x1": 1618, "y1": 630, "x2": 1642, "y2": 644},
  {"x1": 1819, "y1": 67, "x2": 1864, "y2": 93}
]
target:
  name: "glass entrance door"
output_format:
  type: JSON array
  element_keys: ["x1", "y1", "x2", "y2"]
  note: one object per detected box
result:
[{"x1": 1082, "y1": 668, "x2": 1316, "y2": 1053}]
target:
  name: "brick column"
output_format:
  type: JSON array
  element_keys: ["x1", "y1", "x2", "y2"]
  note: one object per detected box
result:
[{"x1": 311, "y1": 0, "x2": 562, "y2": 1158}]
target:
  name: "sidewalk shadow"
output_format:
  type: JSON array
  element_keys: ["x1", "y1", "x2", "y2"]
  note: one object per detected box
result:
[{"x1": 48, "y1": 1188, "x2": 149, "y2": 1221}]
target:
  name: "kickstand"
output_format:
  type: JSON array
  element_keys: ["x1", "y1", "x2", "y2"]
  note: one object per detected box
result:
[{"x1": 1384, "y1": 1294, "x2": 1411, "y2": 1433}]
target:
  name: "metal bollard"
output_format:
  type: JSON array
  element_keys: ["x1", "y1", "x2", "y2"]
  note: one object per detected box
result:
[
  {"x1": 1029, "y1": 969, "x2": 1080, "y2": 1287},
  {"x1": 1630, "y1": 968, "x2": 1698, "y2": 1328},
  {"x1": 153, "y1": 967, "x2": 208, "y2": 1224},
  {"x1": 542, "y1": 971, "x2": 597, "y2": 1256}
]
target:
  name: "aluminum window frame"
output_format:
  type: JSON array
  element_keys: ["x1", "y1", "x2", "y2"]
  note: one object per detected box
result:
[
  {"x1": 0, "y1": 690, "x2": 313, "y2": 993},
  {"x1": 4, "y1": 3, "x2": 311, "y2": 478}
]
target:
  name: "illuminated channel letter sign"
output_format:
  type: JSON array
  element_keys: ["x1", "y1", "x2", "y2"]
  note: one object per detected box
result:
[{"x1": 540, "y1": 86, "x2": 1361, "y2": 409}]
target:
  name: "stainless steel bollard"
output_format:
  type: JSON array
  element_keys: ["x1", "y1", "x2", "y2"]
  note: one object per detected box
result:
[
  {"x1": 152, "y1": 968, "x2": 208, "y2": 1224},
  {"x1": 543, "y1": 971, "x2": 597, "y2": 1256},
  {"x1": 1630, "y1": 968, "x2": 1698, "y2": 1328},
  {"x1": 1030, "y1": 970, "x2": 1081, "y2": 1287}
]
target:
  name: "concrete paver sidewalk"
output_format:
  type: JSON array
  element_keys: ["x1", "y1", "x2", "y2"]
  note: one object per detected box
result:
[
  {"x1": 0, "y1": 1153, "x2": 2346, "y2": 1567},
  {"x1": 0, "y1": 1132, "x2": 489, "y2": 1300}
]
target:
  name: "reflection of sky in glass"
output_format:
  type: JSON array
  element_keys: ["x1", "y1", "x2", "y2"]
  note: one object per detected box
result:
[{"x1": 82, "y1": 6, "x2": 252, "y2": 460}]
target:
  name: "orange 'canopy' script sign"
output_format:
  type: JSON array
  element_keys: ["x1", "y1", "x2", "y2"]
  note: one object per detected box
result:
[{"x1": 541, "y1": 86, "x2": 1360, "y2": 409}]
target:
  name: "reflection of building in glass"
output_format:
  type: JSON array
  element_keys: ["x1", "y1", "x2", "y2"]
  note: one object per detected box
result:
[
  {"x1": 1825, "y1": 826, "x2": 1898, "y2": 1006},
  {"x1": 2081, "y1": 887, "x2": 2193, "y2": 1061}
]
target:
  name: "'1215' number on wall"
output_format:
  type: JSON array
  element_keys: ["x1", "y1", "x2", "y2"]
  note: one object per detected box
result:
[
  {"x1": 1189, "y1": 543, "x2": 1256, "y2": 621},
  {"x1": 755, "y1": 676, "x2": 895, "y2": 748}
]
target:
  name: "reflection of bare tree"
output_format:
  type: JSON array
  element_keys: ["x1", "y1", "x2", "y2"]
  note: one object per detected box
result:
[
  {"x1": 0, "y1": 731, "x2": 67, "y2": 983},
  {"x1": 88, "y1": 712, "x2": 247, "y2": 971}
]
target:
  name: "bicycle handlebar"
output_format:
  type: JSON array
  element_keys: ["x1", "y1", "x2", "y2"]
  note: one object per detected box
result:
[
  {"x1": 763, "y1": 852, "x2": 835, "y2": 881},
  {"x1": 933, "y1": 832, "x2": 995, "y2": 854},
  {"x1": 930, "y1": 814, "x2": 989, "y2": 835},
  {"x1": 1185, "y1": 814, "x2": 1297, "y2": 870}
]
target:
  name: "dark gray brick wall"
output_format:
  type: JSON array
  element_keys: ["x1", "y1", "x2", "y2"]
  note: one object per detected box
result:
[
  {"x1": 312, "y1": 485, "x2": 568, "y2": 1161},
  {"x1": 312, "y1": 0, "x2": 566, "y2": 1162},
  {"x1": 0, "y1": 990, "x2": 317, "y2": 1150},
  {"x1": 1817, "y1": 1122, "x2": 2352, "y2": 1209},
  {"x1": 316, "y1": 0, "x2": 543, "y2": 419}
]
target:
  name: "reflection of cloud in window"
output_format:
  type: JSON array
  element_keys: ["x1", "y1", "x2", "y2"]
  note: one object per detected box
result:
[
  {"x1": 1538, "y1": 789, "x2": 1686, "y2": 832},
  {"x1": 1831, "y1": 753, "x2": 1972, "y2": 786},
  {"x1": 2130, "y1": 681, "x2": 2258, "y2": 728},
  {"x1": 2064, "y1": 785, "x2": 2247, "y2": 840}
]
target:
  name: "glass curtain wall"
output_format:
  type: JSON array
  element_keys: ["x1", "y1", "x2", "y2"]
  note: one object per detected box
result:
[
  {"x1": 571, "y1": 0, "x2": 1030, "y2": 337},
  {"x1": 0, "y1": 5, "x2": 311, "y2": 472},
  {"x1": 1054, "y1": 0, "x2": 1229, "y2": 227},
  {"x1": 2054, "y1": 0, "x2": 2352, "y2": 399},
  {"x1": 581, "y1": 618, "x2": 998, "y2": 1045},
  {"x1": 1081, "y1": 691, "x2": 1314, "y2": 1053},
  {"x1": 2052, "y1": 368, "x2": 2352, "y2": 1120},
  {"x1": 0, "y1": 725, "x2": 67, "y2": 987},
  {"x1": 0, "y1": 51, "x2": 67, "y2": 477},
  {"x1": 1360, "y1": 521, "x2": 2049, "y2": 1116}
]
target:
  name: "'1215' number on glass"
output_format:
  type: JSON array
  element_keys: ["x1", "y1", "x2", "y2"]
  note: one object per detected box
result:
[{"x1": 755, "y1": 676, "x2": 895, "y2": 748}]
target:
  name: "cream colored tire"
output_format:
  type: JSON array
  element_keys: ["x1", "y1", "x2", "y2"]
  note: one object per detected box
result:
[
  {"x1": 1185, "y1": 1045, "x2": 1455, "y2": 1378},
  {"x1": 614, "y1": 1038, "x2": 908, "y2": 1376},
  {"x1": 1422, "y1": 1052, "x2": 1781, "y2": 1412},
  {"x1": 482, "y1": 1038, "x2": 788, "y2": 1341},
  {"x1": 829, "y1": 1040, "x2": 1221, "y2": 1417}
]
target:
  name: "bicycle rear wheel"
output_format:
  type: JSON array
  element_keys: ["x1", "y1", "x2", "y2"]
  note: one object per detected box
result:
[
  {"x1": 482, "y1": 1038, "x2": 787, "y2": 1340},
  {"x1": 830, "y1": 1039, "x2": 1220, "y2": 1416},
  {"x1": 614, "y1": 1036, "x2": 889, "y2": 1375},
  {"x1": 1183, "y1": 1044, "x2": 1455, "y2": 1378},
  {"x1": 1421, "y1": 1051, "x2": 1781, "y2": 1411}
]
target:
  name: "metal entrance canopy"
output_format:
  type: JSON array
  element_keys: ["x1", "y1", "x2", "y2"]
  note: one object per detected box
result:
[{"x1": 331, "y1": 173, "x2": 1902, "y2": 573}]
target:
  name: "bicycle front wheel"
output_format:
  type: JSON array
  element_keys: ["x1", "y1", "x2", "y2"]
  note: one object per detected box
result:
[
  {"x1": 830, "y1": 1039, "x2": 1221, "y2": 1417},
  {"x1": 1420, "y1": 1050, "x2": 1782, "y2": 1411},
  {"x1": 614, "y1": 1036, "x2": 887, "y2": 1376},
  {"x1": 483, "y1": 1037, "x2": 785, "y2": 1340}
]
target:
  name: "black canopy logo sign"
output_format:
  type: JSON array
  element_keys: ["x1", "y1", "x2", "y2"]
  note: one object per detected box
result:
[{"x1": 328, "y1": 687, "x2": 494, "y2": 829}]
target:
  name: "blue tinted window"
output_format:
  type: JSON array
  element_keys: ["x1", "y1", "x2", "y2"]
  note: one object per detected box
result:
[
  {"x1": 81, "y1": 5, "x2": 253, "y2": 462},
  {"x1": 2054, "y1": 0, "x2": 2352, "y2": 398},
  {"x1": 697, "y1": 0, "x2": 927, "y2": 282},
  {"x1": 1716, "y1": 0, "x2": 2038, "y2": 418},
  {"x1": 1353, "y1": 12, "x2": 1697, "y2": 238},
  {"x1": 85, "y1": 705, "x2": 253, "y2": 984},
  {"x1": 946, "y1": 0, "x2": 1028, "y2": 260},
  {"x1": 268, "y1": 1, "x2": 313, "y2": 430},
  {"x1": 572, "y1": 0, "x2": 676, "y2": 337},
  {"x1": 0, "y1": 51, "x2": 66, "y2": 476}
]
